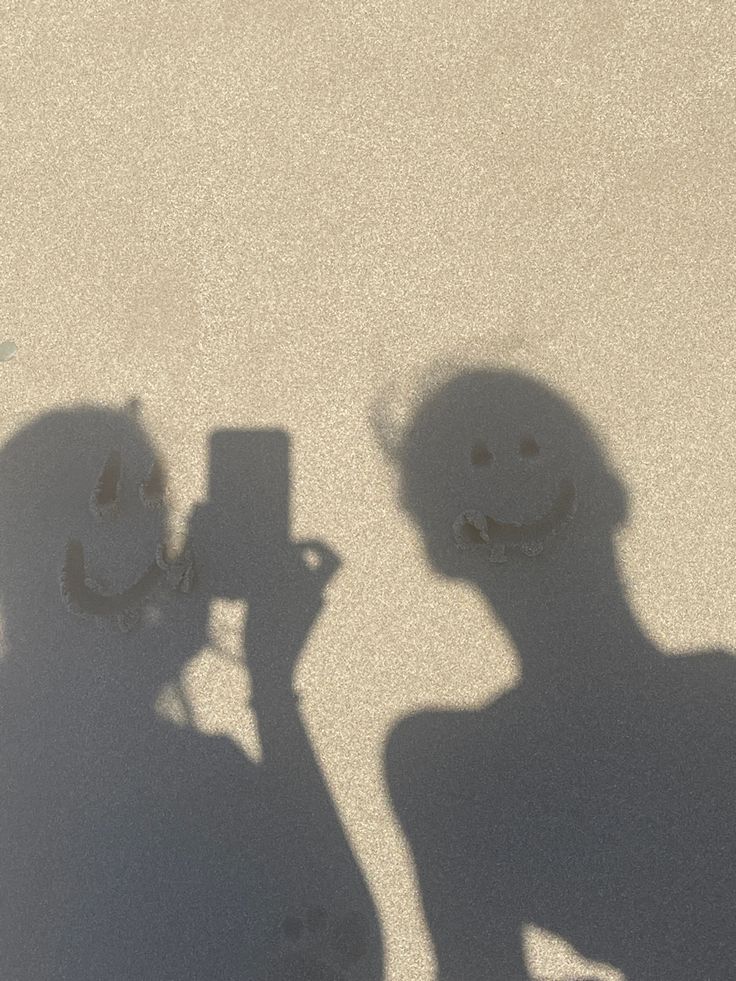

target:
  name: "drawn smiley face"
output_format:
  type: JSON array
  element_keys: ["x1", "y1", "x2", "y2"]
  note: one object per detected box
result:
[
  {"x1": 391, "y1": 371, "x2": 628, "y2": 582},
  {"x1": 60, "y1": 449, "x2": 195, "y2": 632},
  {"x1": 452, "y1": 430, "x2": 577, "y2": 564}
]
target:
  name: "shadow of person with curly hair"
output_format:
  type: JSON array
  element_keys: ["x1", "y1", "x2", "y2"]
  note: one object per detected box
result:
[{"x1": 0, "y1": 405, "x2": 382, "y2": 981}]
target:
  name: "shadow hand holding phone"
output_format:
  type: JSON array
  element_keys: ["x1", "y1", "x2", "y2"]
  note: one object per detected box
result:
[
  {"x1": 189, "y1": 430, "x2": 381, "y2": 980},
  {"x1": 244, "y1": 538, "x2": 341, "y2": 687},
  {"x1": 189, "y1": 430, "x2": 341, "y2": 704}
]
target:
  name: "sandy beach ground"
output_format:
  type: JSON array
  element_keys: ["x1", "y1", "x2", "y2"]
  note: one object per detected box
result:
[{"x1": 2, "y1": 3, "x2": 735, "y2": 978}]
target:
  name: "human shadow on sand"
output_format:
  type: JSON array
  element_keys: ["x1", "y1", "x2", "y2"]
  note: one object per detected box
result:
[
  {"x1": 0, "y1": 406, "x2": 382, "y2": 981},
  {"x1": 380, "y1": 369, "x2": 736, "y2": 980}
]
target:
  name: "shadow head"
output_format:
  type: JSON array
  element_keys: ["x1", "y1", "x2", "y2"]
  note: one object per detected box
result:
[
  {"x1": 0, "y1": 404, "x2": 205, "y2": 695},
  {"x1": 376, "y1": 369, "x2": 628, "y2": 589}
]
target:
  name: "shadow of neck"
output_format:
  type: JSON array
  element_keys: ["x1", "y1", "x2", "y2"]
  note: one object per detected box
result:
[{"x1": 476, "y1": 542, "x2": 661, "y2": 691}]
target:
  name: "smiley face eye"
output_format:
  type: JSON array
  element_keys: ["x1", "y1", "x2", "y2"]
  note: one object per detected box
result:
[
  {"x1": 471, "y1": 441, "x2": 493, "y2": 466},
  {"x1": 89, "y1": 450, "x2": 122, "y2": 519},
  {"x1": 519, "y1": 435, "x2": 540, "y2": 459},
  {"x1": 140, "y1": 459, "x2": 166, "y2": 510}
]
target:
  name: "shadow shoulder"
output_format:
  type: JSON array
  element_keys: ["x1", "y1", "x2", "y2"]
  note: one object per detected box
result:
[
  {"x1": 665, "y1": 646, "x2": 736, "y2": 685},
  {"x1": 664, "y1": 646, "x2": 736, "y2": 705},
  {"x1": 679, "y1": 646, "x2": 736, "y2": 670},
  {"x1": 386, "y1": 685, "x2": 522, "y2": 760},
  {"x1": 384, "y1": 693, "x2": 520, "y2": 808}
]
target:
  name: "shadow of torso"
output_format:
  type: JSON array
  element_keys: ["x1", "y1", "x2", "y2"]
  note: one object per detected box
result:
[
  {"x1": 1, "y1": 692, "x2": 273, "y2": 979},
  {"x1": 1, "y1": 678, "x2": 379, "y2": 981},
  {"x1": 388, "y1": 650, "x2": 736, "y2": 980}
]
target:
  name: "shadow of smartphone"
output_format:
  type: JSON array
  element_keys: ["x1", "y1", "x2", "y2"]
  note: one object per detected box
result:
[{"x1": 190, "y1": 429, "x2": 291, "y2": 601}]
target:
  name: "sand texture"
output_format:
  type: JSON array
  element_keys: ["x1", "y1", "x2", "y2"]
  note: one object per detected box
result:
[{"x1": 2, "y1": 3, "x2": 735, "y2": 979}]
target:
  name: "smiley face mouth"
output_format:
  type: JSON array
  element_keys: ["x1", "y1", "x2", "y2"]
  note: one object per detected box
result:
[
  {"x1": 60, "y1": 540, "x2": 195, "y2": 632},
  {"x1": 58, "y1": 449, "x2": 194, "y2": 631},
  {"x1": 452, "y1": 478, "x2": 576, "y2": 563}
]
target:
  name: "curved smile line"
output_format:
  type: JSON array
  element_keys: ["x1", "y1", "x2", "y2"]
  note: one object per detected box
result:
[
  {"x1": 60, "y1": 540, "x2": 195, "y2": 630},
  {"x1": 453, "y1": 479, "x2": 576, "y2": 558}
]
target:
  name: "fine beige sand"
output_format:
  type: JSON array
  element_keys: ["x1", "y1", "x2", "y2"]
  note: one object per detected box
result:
[{"x1": 2, "y1": 4, "x2": 735, "y2": 979}]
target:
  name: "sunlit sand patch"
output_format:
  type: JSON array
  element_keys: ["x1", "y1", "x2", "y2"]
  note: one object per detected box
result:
[
  {"x1": 523, "y1": 924, "x2": 626, "y2": 981},
  {"x1": 155, "y1": 598, "x2": 262, "y2": 762},
  {"x1": 155, "y1": 685, "x2": 190, "y2": 727}
]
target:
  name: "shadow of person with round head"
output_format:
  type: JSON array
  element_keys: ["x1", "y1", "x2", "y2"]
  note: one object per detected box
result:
[
  {"x1": 380, "y1": 369, "x2": 736, "y2": 980},
  {"x1": 0, "y1": 405, "x2": 383, "y2": 981}
]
